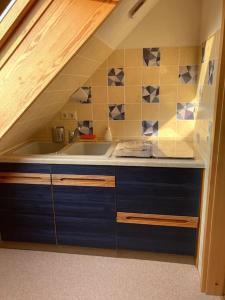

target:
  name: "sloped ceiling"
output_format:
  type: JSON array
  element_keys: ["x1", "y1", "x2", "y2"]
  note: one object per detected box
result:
[{"x1": 0, "y1": 0, "x2": 160, "y2": 152}]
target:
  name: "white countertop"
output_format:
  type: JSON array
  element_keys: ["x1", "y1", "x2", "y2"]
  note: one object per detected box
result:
[{"x1": 0, "y1": 140, "x2": 205, "y2": 169}]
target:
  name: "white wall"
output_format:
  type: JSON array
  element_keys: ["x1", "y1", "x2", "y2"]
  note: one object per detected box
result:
[
  {"x1": 118, "y1": 0, "x2": 201, "y2": 48},
  {"x1": 200, "y1": 0, "x2": 223, "y2": 42}
]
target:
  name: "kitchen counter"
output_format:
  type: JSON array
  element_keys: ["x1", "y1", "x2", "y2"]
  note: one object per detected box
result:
[{"x1": 0, "y1": 140, "x2": 205, "y2": 169}]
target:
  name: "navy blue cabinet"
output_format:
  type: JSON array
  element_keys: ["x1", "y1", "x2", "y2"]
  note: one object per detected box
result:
[
  {"x1": 51, "y1": 165, "x2": 116, "y2": 248},
  {"x1": 0, "y1": 163, "x2": 56, "y2": 244},
  {"x1": 117, "y1": 223, "x2": 197, "y2": 255},
  {"x1": 116, "y1": 167, "x2": 202, "y2": 216},
  {"x1": 116, "y1": 166, "x2": 202, "y2": 255},
  {"x1": 0, "y1": 163, "x2": 202, "y2": 256}
]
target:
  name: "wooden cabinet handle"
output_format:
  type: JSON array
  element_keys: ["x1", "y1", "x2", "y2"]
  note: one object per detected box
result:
[
  {"x1": 117, "y1": 212, "x2": 198, "y2": 228},
  {"x1": 52, "y1": 174, "x2": 115, "y2": 188},
  {"x1": 0, "y1": 172, "x2": 51, "y2": 185}
]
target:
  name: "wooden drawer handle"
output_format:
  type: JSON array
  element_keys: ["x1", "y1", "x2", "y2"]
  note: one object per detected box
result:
[
  {"x1": 52, "y1": 174, "x2": 115, "y2": 188},
  {"x1": 117, "y1": 212, "x2": 199, "y2": 229},
  {"x1": 0, "y1": 172, "x2": 51, "y2": 185}
]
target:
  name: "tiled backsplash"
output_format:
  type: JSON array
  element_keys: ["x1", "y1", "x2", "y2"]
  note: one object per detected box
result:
[
  {"x1": 35, "y1": 46, "x2": 201, "y2": 142},
  {"x1": 195, "y1": 30, "x2": 220, "y2": 160}
]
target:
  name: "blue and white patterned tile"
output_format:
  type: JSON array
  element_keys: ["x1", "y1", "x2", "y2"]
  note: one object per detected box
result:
[
  {"x1": 179, "y1": 65, "x2": 198, "y2": 84},
  {"x1": 108, "y1": 68, "x2": 124, "y2": 86},
  {"x1": 177, "y1": 103, "x2": 196, "y2": 120},
  {"x1": 71, "y1": 87, "x2": 92, "y2": 104},
  {"x1": 78, "y1": 120, "x2": 93, "y2": 135},
  {"x1": 142, "y1": 85, "x2": 160, "y2": 103},
  {"x1": 109, "y1": 104, "x2": 125, "y2": 120},
  {"x1": 208, "y1": 60, "x2": 215, "y2": 85},
  {"x1": 143, "y1": 48, "x2": 160, "y2": 67},
  {"x1": 142, "y1": 120, "x2": 158, "y2": 136}
]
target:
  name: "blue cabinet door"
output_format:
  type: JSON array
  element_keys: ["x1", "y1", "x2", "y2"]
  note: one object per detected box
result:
[
  {"x1": 0, "y1": 163, "x2": 56, "y2": 244},
  {"x1": 117, "y1": 223, "x2": 197, "y2": 255},
  {"x1": 116, "y1": 166, "x2": 202, "y2": 255},
  {"x1": 52, "y1": 165, "x2": 116, "y2": 248},
  {"x1": 116, "y1": 167, "x2": 202, "y2": 216}
]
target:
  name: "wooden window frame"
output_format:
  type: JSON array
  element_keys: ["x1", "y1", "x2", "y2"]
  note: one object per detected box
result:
[{"x1": 0, "y1": 0, "x2": 36, "y2": 48}]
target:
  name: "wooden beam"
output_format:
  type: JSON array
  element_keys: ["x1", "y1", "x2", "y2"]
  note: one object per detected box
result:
[
  {"x1": 117, "y1": 212, "x2": 199, "y2": 229},
  {"x1": 0, "y1": 0, "x2": 118, "y2": 139}
]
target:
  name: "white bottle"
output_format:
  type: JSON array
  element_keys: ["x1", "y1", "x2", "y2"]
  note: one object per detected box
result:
[{"x1": 104, "y1": 127, "x2": 112, "y2": 142}]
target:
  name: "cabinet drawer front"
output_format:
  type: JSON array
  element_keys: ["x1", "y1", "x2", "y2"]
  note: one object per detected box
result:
[
  {"x1": 0, "y1": 184, "x2": 53, "y2": 215},
  {"x1": 117, "y1": 223, "x2": 197, "y2": 255},
  {"x1": 56, "y1": 217, "x2": 116, "y2": 248},
  {"x1": 0, "y1": 163, "x2": 51, "y2": 174},
  {"x1": 51, "y1": 165, "x2": 115, "y2": 176},
  {"x1": 54, "y1": 186, "x2": 115, "y2": 220},
  {"x1": 116, "y1": 167, "x2": 202, "y2": 216},
  {"x1": 0, "y1": 213, "x2": 56, "y2": 244}
]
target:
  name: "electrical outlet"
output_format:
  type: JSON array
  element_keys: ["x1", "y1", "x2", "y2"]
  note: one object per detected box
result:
[
  {"x1": 68, "y1": 111, "x2": 77, "y2": 120},
  {"x1": 61, "y1": 112, "x2": 68, "y2": 120}
]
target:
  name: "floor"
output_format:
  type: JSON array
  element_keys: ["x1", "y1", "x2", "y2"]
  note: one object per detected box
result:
[{"x1": 0, "y1": 248, "x2": 221, "y2": 300}]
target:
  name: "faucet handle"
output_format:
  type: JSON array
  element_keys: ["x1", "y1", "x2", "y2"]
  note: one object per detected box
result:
[{"x1": 68, "y1": 128, "x2": 80, "y2": 143}]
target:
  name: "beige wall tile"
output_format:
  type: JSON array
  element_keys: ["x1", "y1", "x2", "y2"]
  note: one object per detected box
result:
[
  {"x1": 160, "y1": 47, "x2": 179, "y2": 65},
  {"x1": 177, "y1": 120, "x2": 195, "y2": 138},
  {"x1": 92, "y1": 86, "x2": 108, "y2": 103},
  {"x1": 160, "y1": 85, "x2": 178, "y2": 102},
  {"x1": 125, "y1": 86, "x2": 141, "y2": 103},
  {"x1": 142, "y1": 103, "x2": 160, "y2": 120},
  {"x1": 108, "y1": 49, "x2": 124, "y2": 68},
  {"x1": 179, "y1": 47, "x2": 199, "y2": 65},
  {"x1": 75, "y1": 103, "x2": 93, "y2": 120},
  {"x1": 124, "y1": 121, "x2": 142, "y2": 137},
  {"x1": 198, "y1": 63, "x2": 208, "y2": 85},
  {"x1": 125, "y1": 49, "x2": 142, "y2": 67},
  {"x1": 109, "y1": 120, "x2": 125, "y2": 138},
  {"x1": 126, "y1": 104, "x2": 141, "y2": 120},
  {"x1": 125, "y1": 67, "x2": 142, "y2": 85},
  {"x1": 93, "y1": 104, "x2": 108, "y2": 120},
  {"x1": 108, "y1": 86, "x2": 124, "y2": 103},
  {"x1": 91, "y1": 68, "x2": 107, "y2": 86},
  {"x1": 160, "y1": 66, "x2": 178, "y2": 85},
  {"x1": 204, "y1": 35, "x2": 216, "y2": 61},
  {"x1": 214, "y1": 30, "x2": 221, "y2": 59},
  {"x1": 159, "y1": 102, "x2": 176, "y2": 120},
  {"x1": 178, "y1": 85, "x2": 197, "y2": 101},
  {"x1": 159, "y1": 118, "x2": 177, "y2": 138},
  {"x1": 93, "y1": 121, "x2": 108, "y2": 137},
  {"x1": 142, "y1": 67, "x2": 160, "y2": 85}
]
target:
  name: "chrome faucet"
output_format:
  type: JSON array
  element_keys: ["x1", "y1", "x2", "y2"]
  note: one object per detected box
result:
[{"x1": 68, "y1": 127, "x2": 80, "y2": 143}]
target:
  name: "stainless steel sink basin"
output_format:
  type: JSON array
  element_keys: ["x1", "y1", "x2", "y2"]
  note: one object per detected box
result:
[
  {"x1": 6, "y1": 141, "x2": 65, "y2": 155},
  {"x1": 61, "y1": 142, "x2": 113, "y2": 156}
]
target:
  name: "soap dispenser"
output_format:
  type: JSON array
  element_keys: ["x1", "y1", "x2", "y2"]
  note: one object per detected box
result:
[{"x1": 104, "y1": 127, "x2": 112, "y2": 142}]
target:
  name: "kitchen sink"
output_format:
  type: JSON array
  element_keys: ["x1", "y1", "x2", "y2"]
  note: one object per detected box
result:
[
  {"x1": 61, "y1": 142, "x2": 113, "y2": 156},
  {"x1": 5, "y1": 141, "x2": 66, "y2": 155}
]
